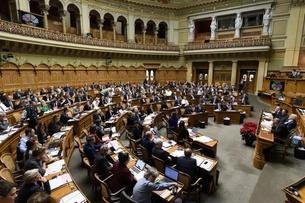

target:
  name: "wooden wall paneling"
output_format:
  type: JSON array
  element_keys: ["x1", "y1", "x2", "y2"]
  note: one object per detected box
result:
[
  {"x1": 2, "y1": 62, "x2": 22, "y2": 91},
  {"x1": 285, "y1": 80, "x2": 297, "y2": 93},
  {"x1": 296, "y1": 80, "x2": 305, "y2": 94}
]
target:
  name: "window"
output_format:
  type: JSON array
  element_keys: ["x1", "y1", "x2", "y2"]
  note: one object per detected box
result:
[
  {"x1": 242, "y1": 11, "x2": 263, "y2": 27},
  {"x1": 217, "y1": 15, "x2": 235, "y2": 31}
]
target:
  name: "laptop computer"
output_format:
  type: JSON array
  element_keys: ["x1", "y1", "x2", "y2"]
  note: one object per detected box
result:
[
  {"x1": 130, "y1": 159, "x2": 146, "y2": 174},
  {"x1": 161, "y1": 166, "x2": 179, "y2": 183}
]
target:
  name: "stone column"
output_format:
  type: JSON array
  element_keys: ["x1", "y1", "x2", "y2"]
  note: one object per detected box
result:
[
  {"x1": 208, "y1": 61, "x2": 214, "y2": 85},
  {"x1": 256, "y1": 59, "x2": 266, "y2": 95},
  {"x1": 231, "y1": 60, "x2": 238, "y2": 86},
  {"x1": 19, "y1": 0, "x2": 30, "y2": 12},
  {"x1": 142, "y1": 26, "x2": 146, "y2": 44},
  {"x1": 42, "y1": 5, "x2": 50, "y2": 29},
  {"x1": 154, "y1": 30, "x2": 158, "y2": 45},
  {"x1": 127, "y1": 14, "x2": 135, "y2": 43},
  {"x1": 98, "y1": 19, "x2": 104, "y2": 39},
  {"x1": 80, "y1": 4, "x2": 90, "y2": 36},
  {"x1": 60, "y1": 10, "x2": 67, "y2": 34},
  {"x1": 113, "y1": 21, "x2": 116, "y2": 41}
]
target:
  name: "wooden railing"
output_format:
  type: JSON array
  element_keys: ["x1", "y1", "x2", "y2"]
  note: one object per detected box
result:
[
  {"x1": 0, "y1": 20, "x2": 179, "y2": 51},
  {"x1": 185, "y1": 36, "x2": 271, "y2": 50}
]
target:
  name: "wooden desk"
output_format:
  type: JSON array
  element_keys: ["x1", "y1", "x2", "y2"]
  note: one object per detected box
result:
[
  {"x1": 253, "y1": 130, "x2": 274, "y2": 169},
  {"x1": 233, "y1": 105, "x2": 252, "y2": 117},
  {"x1": 283, "y1": 176, "x2": 305, "y2": 203},
  {"x1": 183, "y1": 112, "x2": 208, "y2": 127},
  {"x1": 214, "y1": 110, "x2": 241, "y2": 124},
  {"x1": 189, "y1": 132, "x2": 218, "y2": 158},
  {"x1": 165, "y1": 143, "x2": 218, "y2": 193},
  {"x1": 105, "y1": 111, "x2": 131, "y2": 134},
  {"x1": 202, "y1": 104, "x2": 215, "y2": 117},
  {"x1": 161, "y1": 106, "x2": 181, "y2": 118},
  {"x1": 296, "y1": 109, "x2": 305, "y2": 138},
  {"x1": 68, "y1": 110, "x2": 96, "y2": 137},
  {"x1": 0, "y1": 125, "x2": 27, "y2": 164},
  {"x1": 48, "y1": 127, "x2": 89, "y2": 202}
]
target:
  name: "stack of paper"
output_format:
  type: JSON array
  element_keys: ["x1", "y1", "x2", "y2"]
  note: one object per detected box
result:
[
  {"x1": 49, "y1": 173, "x2": 72, "y2": 190},
  {"x1": 53, "y1": 131, "x2": 66, "y2": 139},
  {"x1": 60, "y1": 190, "x2": 86, "y2": 203},
  {"x1": 200, "y1": 160, "x2": 213, "y2": 171}
]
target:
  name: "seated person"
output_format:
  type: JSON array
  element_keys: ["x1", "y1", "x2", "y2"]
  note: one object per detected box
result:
[
  {"x1": 284, "y1": 114, "x2": 297, "y2": 133},
  {"x1": 142, "y1": 131, "x2": 155, "y2": 155},
  {"x1": 36, "y1": 123, "x2": 48, "y2": 145},
  {"x1": 272, "y1": 106, "x2": 282, "y2": 118},
  {"x1": 94, "y1": 128, "x2": 105, "y2": 145},
  {"x1": 177, "y1": 121, "x2": 190, "y2": 144},
  {"x1": 176, "y1": 148, "x2": 197, "y2": 183},
  {"x1": 93, "y1": 145, "x2": 114, "y2": 179},
  {"x1": 38, "y1": 100, "x2": 49, "y2": 113},
  {"x1": 60, "y1": 108, "x2": 72, "y2": 125},
  {"x1": 0, "y1": 179, "x2": 17, "y2": 203},
  {"x1": 184, "y1": 105, "x2": 193, "y2": 114},
  {"x1": 16, "y1": 169, "x2": 47, "y2": 203},
  {"x1": 0, "y1": 112, "x2": 9, "y2": 132},
  {"x1": 161, "y1": 101, "x2": 168, "y2": 110},
  {"x1": 279, "y1": 109, "x2": 289, "y2": 124},
  {"x1": 24, "y1": 148, "x2": 47, "y2": 177},
  {"x1": 181, "y1": 96, "x2": 189, "y2": 106},
  {"x1": 73, "y1": 103, "x2": 82, "y2": 116},
  {"x1": 83, "y1": 136, "x2": 101, "y2": 164},
  {"x1": 152, "y1": 139, "x2": 172, "y2": 165},
  {"x1": 110, "y1": 152, "x2": 135, "y2": 194},
  {"x1": 168, "y1": 112, "x2": 179, "y2": 131},
  {"x1": 132, "y1": 167, "x2": 177, "y2": 203},
  {"x1": 47, "y1": 115, "x2": 61, "y2": 135},
  {"x1": 271, "y1": 118, "x2": 288, "y2": 139},
  {"x1": 132, "y1": 122, "x2": 143, "y2": 140},
  {"x1": 194, "y1": 104, "x2": 202, "y2": 113},
  {"x1": 27, "y1": 192, "x2": 56, "y2": 203}
]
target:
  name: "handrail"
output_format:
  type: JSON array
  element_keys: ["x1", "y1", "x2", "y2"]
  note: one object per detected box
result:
[{"x1": 0, "y1": 20, "x2": 180, "y2": 51}]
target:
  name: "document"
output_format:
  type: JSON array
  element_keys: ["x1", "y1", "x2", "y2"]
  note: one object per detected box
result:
[
  {"x1": 170, "y1": 150, "x2": 184, "y2": 157},
  {"x1": 200, "y1": 159, "x2": 213, "y2": 171},
  {"x1": 193, "y1": 136, "x2": 213, "y2": 143},
  {"x1": 53, "y1": 131, "x2": 66, "y2": 139},
  {"x1": 192, "y1": 155, "x2": 204, "y2": 167},
  {"x1": 60, "y1": 190, "x2": 86, "y2": 203},
  {"x1": 49, "y1": 173, "x2": 72, "y2": 190},
  {"x1": 46, "y1": 159, "x2": 65, "y2": 175}
]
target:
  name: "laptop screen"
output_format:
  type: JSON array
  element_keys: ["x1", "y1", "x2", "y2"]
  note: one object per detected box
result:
[
  {"x1": 165, "y1": 166, "x2": 179, "y2": 181},
  {"x1": 135, "y1": 160, "x2": 145, "y2": 170}
]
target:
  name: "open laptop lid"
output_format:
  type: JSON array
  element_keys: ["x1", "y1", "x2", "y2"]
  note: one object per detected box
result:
[
  {"x1": 165, "y1": 166, "x2": 179, "y2": 182},
  {"x1": 135, "y1": 159, "x2": 146, "y2": 170}
]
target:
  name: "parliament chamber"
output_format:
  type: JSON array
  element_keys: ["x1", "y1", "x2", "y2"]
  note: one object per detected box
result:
[{"x1": 1, "y1": 0, "x2": 305, "y2": 203}]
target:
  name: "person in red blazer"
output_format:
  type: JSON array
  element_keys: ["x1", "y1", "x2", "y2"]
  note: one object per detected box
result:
[{"x1": 110, "y1": 152, "x2": 135, "y2": 194}]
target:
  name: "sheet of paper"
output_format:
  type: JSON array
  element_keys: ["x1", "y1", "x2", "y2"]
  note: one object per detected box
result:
[
  {"x1": 193, "y1": 136, "x2": 213, "y2": 143},
  {"x1": 200, "y1": 159, "x2": 213, "y2": 171},
  {"x1": 60, "y1": 190, "x2": 86, "y2": 203},
  {"x1": 53, "y1": 131, "x2": 66, "y2": 139},
  {"x1": 46, "y1": 159, "x2": 65, "y2": 175},
  {"x1": 170, "y1": 150, "x2": 184, "y2": 157},
  {"x1": 49, "y1": 173, "x2": 72, "y2": 190},
  {"x1": 193, "y1": 155, "x2": 204, "y2": 167}
]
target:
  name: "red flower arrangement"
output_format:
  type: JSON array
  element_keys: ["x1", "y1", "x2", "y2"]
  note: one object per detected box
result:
[{"x1": 240, "y1": 121, "x2": 257, "y2": 146}]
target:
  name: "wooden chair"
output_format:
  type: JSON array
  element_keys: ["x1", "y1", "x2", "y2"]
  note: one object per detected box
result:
[
  {"x1": 74, "y1": 136, "x2": 85, "y2": 158},
  {"x1": 120, "y1": 190, "x2": 138, "y2": 203},
  {"x1": 127, "y1": 135, "x2": 142, "y2": 157},
  {"x1": 0, "y1": 168, "x2": 23, "y2": 185},
  {"x1": 178, "y1": 171, "x2": 202, "y2": 203},
  {"x1": 0, "y1": 153, "x2": 23, "y2": 177},
  {"x1": 139, "y1": 144, "x2": 152, "y2": 164},
  {"x1": 83, "y1": 157, "x2": 95, "y2": 189},
  {"x1": 152, "y1": 155, "x2": 165, "y2": 173},
  {"x1": 274, "y1": 128, "x2": 296, "y2": 158},
  {"x1": 94, "y1": 173, "x2": 123, "y2": 203}
]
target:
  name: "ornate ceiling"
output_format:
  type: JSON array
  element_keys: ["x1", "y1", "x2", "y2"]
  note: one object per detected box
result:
[{"x1": 97, "y1": 0, "x2": 226, "y2": 9}]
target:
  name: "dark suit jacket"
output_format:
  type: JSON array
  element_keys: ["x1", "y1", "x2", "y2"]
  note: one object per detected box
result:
[
  {"x1": 93, "y1": 154, "x2": 113, "y2": 179},
  {"x1": 152, "y1": 147, "x2": 171, "y2": 165},
  {"x1": 16, "y1": 183, "x2": 42, "y2": 203},
  {"x1": 272, "y1": 123, "x2": 288, "y2": 139},
  {"x1": 176, "y1": 156, "x2": 197, "y2": 182},
  {"x1": 83, "y1": 143, "x2": 100, "y2": 164},
  {"x1": 142, "y1": 138, "x2": 155, "y2": 154},
  {"x1": 24, "y1": 158, "x2": 46, "y2": 176},
  {"x1": 110, "y1": 161, "x2": 134, "y2": 192}
]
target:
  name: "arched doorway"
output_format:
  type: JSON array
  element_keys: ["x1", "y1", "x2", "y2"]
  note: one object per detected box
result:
[
  {"x1": 48, "y1": 0, "x2": 64, "y2": 32},
  {"x1": 146, "y1": 20, "x2": 156, "y2": 44},
  {"x1": 89, "y1": 10, "x2": 101, "y2": 38},
  {"x1": 67, "y1": 4, "x2": 81, "y2": 35},
  {"x1": 158, "y1": 22, "x2": 168, "y2": 45},
  {"x1": 135, "y1": 19, "x2": 144, "y2": 43},
  {"x1": 0, "y1": 0, "x2": 17, "y2": 22},
  {"x1": 103, "y1": 13, "x2": 114, "y2": 41},
  {"x1": 117, "y1": 16, "x2": 127, "y2": 42}
]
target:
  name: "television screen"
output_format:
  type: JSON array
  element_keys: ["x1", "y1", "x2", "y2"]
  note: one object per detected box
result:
[
  {"x1": 270, "y1": 81, "x2": 285, "y2": 91},
  {"x1": 19, "y1": 11, "x2": 44, "y2": 28}
]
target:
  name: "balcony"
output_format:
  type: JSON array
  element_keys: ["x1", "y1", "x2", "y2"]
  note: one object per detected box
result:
[
  {"x1": 184, "y1": 36, "x2": 271, "y2": 55},
  {"x1": 0, "y1": 20, "x2": 180, "y2": 55}
]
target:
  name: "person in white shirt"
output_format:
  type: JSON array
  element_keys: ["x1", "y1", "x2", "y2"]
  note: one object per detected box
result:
[
  {"x1": 181, "y1": 97, "x2": 189, "y2": 106},
  {"x1": 0, "y1": 101, "x2": 10, "y2": 112}
]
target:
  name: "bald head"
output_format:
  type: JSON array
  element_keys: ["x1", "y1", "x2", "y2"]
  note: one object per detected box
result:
[{"x1": 184, "y1": 148, "x2": 192, "y2": 158}]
